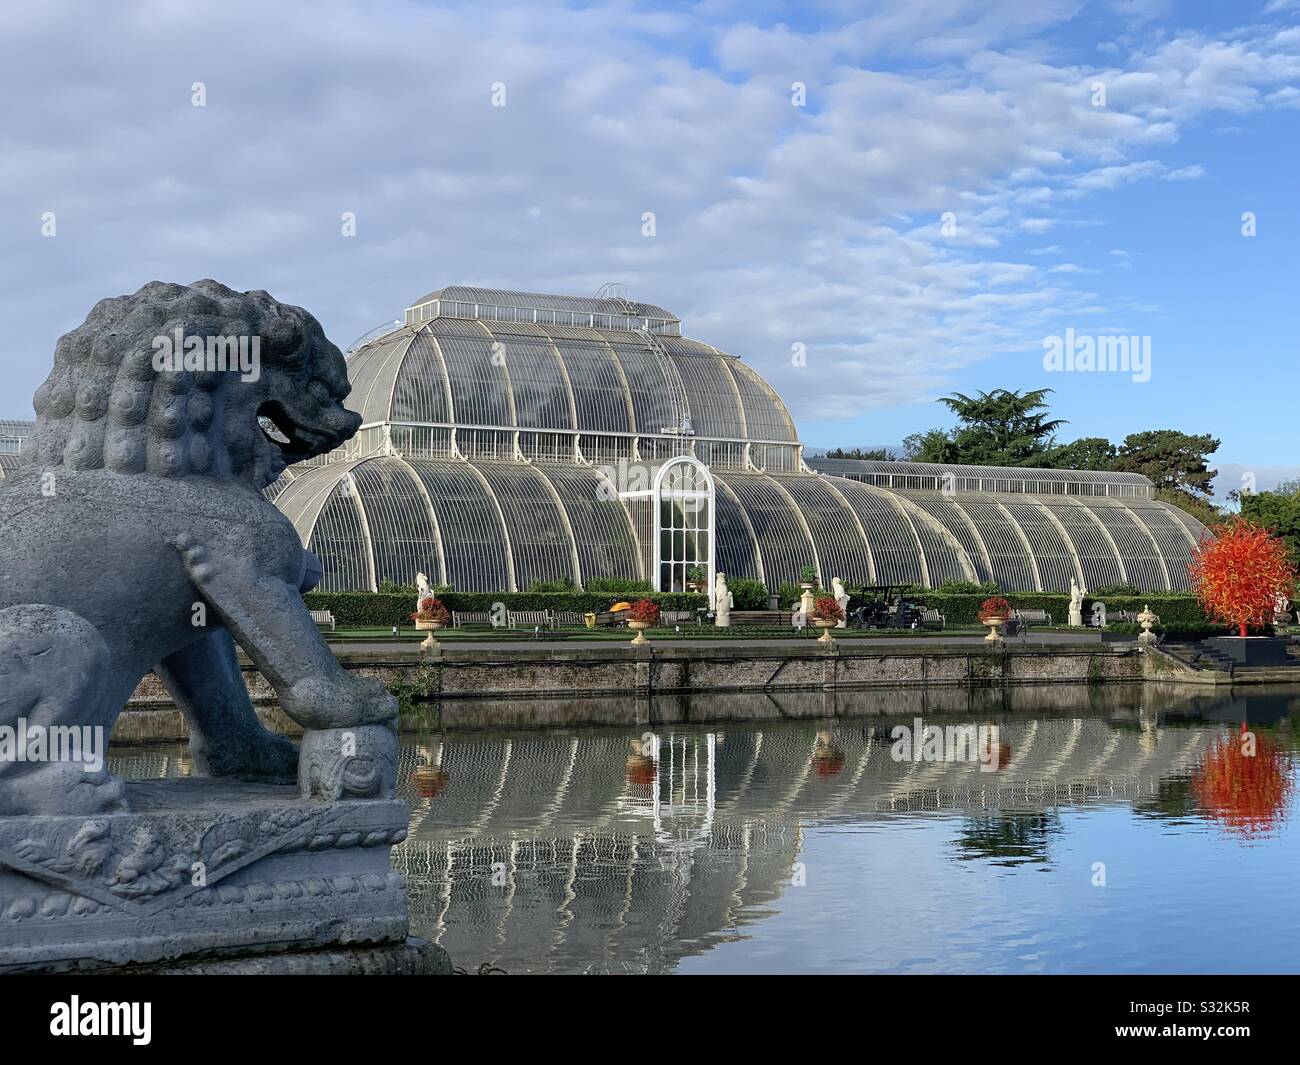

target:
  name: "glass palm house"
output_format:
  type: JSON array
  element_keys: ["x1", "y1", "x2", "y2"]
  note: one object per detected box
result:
[
  {"x1": 266, "y1": 286, "x2": 1205, "y2": 595},
  {"x1": 0, "y1": 287, "x2": 1206, "y2": 594}
]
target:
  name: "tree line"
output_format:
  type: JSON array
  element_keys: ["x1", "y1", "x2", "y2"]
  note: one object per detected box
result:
[{"x1": 823, "y1": 388, "x2": 1222, "y2": 527}]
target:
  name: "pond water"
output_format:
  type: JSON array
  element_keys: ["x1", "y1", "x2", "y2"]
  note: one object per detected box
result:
[{"x1": 111, "y1": 685, "x2": 1300, "y2": 974}]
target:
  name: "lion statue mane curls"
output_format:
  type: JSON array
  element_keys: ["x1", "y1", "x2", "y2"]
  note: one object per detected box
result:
[{"x1": 0, "y1": 280, "x2": 398, "y2": 815}]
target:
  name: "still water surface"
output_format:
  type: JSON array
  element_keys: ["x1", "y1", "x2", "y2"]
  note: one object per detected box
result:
[{"x1": 113, "y1": 686, "x2": 1300, "y2": 974}]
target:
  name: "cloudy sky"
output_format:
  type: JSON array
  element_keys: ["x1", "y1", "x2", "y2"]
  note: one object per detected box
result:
[{"x1": 2, "y1": 0, "x2": 1298, "y2": 494}]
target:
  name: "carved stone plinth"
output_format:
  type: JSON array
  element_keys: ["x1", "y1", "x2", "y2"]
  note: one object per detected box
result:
[{"x1": 0, "y1": 778, "x2": 418, "y2": 973}]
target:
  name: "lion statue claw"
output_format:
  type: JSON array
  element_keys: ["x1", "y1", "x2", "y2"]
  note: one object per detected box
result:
[{"x1": 0, "y1": 280, "x2": 397, "y2": 814}]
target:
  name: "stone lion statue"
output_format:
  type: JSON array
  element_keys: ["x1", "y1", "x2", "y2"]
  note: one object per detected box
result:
[{"x1": 0, "y1": 280, "x2": 398, "y2": 814}]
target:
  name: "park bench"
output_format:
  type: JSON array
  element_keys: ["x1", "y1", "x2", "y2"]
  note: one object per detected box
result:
[
  {"x1": 507, "y1": 609, "x2": 553, "y2": 630},
  {"x1": 552, "y1": 610, "x2": 585, "y2": 628},
  {"x1": 452, "y1": 610, "x2": 495, "y2": 628},
  {"x1": 919, "y1": 608, "x2": 945, "y2": 630},
  {"x1": 661, "y1": 609, "x2": 701, "y2": 626},
  {"x1": 729, "y1": 609, "x2": 792, "y2": 628},
  {"x1": 309, "y1": 609, "x2": 335, "y2": 632},
  {"x1": 1012, "y1": 608, "x2": 1052, "y2": 630}
]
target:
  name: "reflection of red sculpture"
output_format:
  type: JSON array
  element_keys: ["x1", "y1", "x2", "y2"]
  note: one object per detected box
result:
[
  {"x1": 1192, "y1": 726, "x2": 1293, "y2": 836},
  {"x1": 410, "y1": 766, "x2": 450, "y2": 800},
  {"x1": 1189, "y1": 517, "x2": 1293, "y2": 638},
  {"x1": 625, "y1": 755, "x2": 656, "y2": 788}
]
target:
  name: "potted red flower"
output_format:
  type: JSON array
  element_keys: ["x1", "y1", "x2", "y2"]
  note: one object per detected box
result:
[
  {"x1": 977, "y1": 596, "x2": 1011, "y2": 643},
  {"x1": 810, "y1": 596, "x2": 844, "y2": 643},
  {"x1": 627, "y1": 599, "x2": 660, "y2": 645},
  {"x1": 411, "y1": 596, "x2": 450, "y2": 649}
]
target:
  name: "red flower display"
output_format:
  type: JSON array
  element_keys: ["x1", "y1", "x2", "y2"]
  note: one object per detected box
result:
[
  {"x1": 1189, "y1": 517, "x2": 1293, "y2": 638},
  {"x1": 627, "y1": 598, "x2": 660, "y2": 625},
  {"x1": 812, "y1": 596, "x2": 844, "y2": 622},
  {"x1": 410, "y1": 596, "x2": 450, "y2": 624},
  {"x1": 976, "y1": 596, "x2": 1011, "y2": 622},
  {"x1": 1191, "y1": 725, "x2": 1293, "y2": 837}
]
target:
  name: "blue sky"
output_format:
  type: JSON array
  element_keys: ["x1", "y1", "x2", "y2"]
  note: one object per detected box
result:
[{"x1": 2, "y1": 0, "x2": 1298, "y2": 495}]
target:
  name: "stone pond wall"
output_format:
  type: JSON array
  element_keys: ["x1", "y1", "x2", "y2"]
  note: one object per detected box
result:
[{"x1": 117, "y1": 642, "x2": 1155, "y2": 743}]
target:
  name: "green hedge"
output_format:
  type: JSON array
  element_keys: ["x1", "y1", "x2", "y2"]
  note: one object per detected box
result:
[
  {"x1": 842, "y1": 590, "x2": 1212, "y2": 627},
  {"x1": 726, "y1": 578, "x2": 770, "y2": 610},
  {"x1": 305, "y1": 590, "x2": 708, "y2": 627},
  {"x1": 1107, "y1": 621, "x2": 1268, "y2": 639},
  {"x1": 307, "y1": 588, "x2": 1215, "y2": 630}
]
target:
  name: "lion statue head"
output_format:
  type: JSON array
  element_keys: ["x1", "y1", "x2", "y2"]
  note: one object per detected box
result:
[{"x1": 24, "y1": 279, "x2": 361, "y2": 488}]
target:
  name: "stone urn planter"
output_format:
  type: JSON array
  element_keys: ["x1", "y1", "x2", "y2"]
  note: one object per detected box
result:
[
  {"x1": 625, "y1": 599, "x2": 660, "y2": 645},
  {"x1": 411, "y1": 596, "x2": 450, "y2": 652},
  {"x1": 1136, "y1": 603, "x2": 1159, "y2": 646},
  {"x1": 415, "y1": 617, "x2": 445, "y2": 651},
  {"x1": 977, "y1": 597, "x2": 1011, "y2": 645},
  {"x1": 810, "y1": 596, "x2": 845, "y2": 643}
]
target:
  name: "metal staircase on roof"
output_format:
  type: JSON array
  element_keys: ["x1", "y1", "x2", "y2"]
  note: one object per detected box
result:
[{"x1": 595, "y1": 284, "x2": 692, "y2": 436}]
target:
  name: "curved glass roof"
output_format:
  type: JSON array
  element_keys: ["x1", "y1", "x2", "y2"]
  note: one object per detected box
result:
[
  {"x1": 279, "y1": 456, "x2": 1202, "y2": 594},
  {"x1": 276, "y1": 456, "x2": 640, "y2": 593},
  {"x1": 345, "y1": 316, "x2": 797, "y2": 444},
  {"x1": 407, "y1": 285, "x2": 678, "y2": 324},
  {"x1": 270, "y1": 286, "x2": 1201, "y2": 597},
  {"x1": 807, "y1": 456, "x2": 1155, "y2": 496},
  {"x1": 0, "y1": 419, "x2": 32, "y2": 476}
]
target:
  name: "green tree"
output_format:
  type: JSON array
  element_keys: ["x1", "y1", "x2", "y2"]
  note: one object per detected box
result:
[
  {"x1": 1241, "y1": 487, "x2": 1300, "y2": 571},
  {"x1": 1040, "y1": 436, "x2": 1117, "y2": 471},
  {"x1": 822, "y1": 446, "x2": 897, "y2": 460},
  {"x1": 901, "y1": 427, "x2": 952, "y2": 463},
  {"x1": 1156, "y1": 486, "x2": 1223, "y2": 528},
  {"x1": 1112, "y1": 429, "x2": 1219, "y2": 500},
  {"x1": 940, "y1": 388, "x2": 1066, "y2": 466}
]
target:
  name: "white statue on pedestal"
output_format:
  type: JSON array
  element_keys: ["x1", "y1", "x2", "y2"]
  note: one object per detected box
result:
[
  {"x1": 832, "y1": 577, "x2": 849, "y2": 628},
  {"x1": 1068, "y1": 578, "x2": 1084, "y2": 627},
  {"x1": 798, "y1": 587, "x2": 816, "y2": 628},
  {"x1": 714, "y1": 572, "x2": 733, "y2": 627},
  {"x1": 416, "y1": 571, "x2": 434, "y2": 610},
  {"x1": 1274, "y1": 592, "x2": 1292, "y2": 628}
]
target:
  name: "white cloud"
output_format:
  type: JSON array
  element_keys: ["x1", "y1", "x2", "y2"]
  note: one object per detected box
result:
[{"x1": 0, "y1": 0, "x2": 1298, "y2": 424}]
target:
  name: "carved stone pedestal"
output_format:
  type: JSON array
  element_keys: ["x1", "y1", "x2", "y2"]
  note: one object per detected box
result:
[{"x1": 0, "y1": 777, "x2": 437, "y2": 974}]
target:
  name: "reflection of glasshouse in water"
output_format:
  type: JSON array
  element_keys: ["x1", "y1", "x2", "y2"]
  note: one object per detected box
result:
[
  {"x1": 107, "y1": 696, "x2": 1294, "y2": 974},
  {"x1": 390, "y1": 714, "x2": 1212, "y2": 973},
  {"x1": 0, "y1": 288, "x2": 1208, "y2": 592}
]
